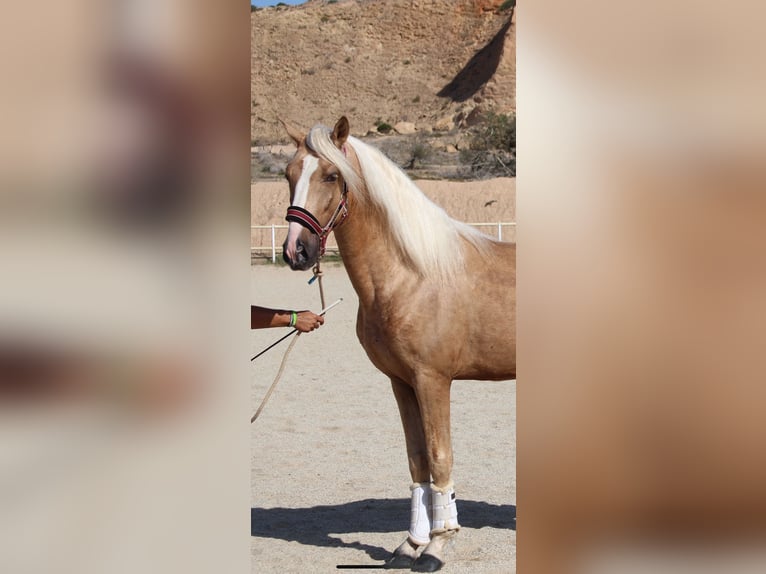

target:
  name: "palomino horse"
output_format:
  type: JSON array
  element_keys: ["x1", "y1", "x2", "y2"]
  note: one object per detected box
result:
[{"x1": 281, "y1": 117, "x2": 515, "y2": 572}]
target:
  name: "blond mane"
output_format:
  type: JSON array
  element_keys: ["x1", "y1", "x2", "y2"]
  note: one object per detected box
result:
[{"x1": 306, "y1": 125, "x2": 492, "y2": 280}]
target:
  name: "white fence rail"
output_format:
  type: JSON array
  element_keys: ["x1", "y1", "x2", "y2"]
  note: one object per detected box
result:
[{"x1": 251, "y1": 222, "x2": 516, "y2": 263}]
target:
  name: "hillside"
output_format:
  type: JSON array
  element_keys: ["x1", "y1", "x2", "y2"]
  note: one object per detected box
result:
[{"x1": 251, "y1": 0, "x2": 515, "y2": 143}]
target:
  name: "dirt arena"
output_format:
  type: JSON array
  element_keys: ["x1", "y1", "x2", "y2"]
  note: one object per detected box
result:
[{"x1": 251, "y1": 264, "x2": 516, "y2": 573}]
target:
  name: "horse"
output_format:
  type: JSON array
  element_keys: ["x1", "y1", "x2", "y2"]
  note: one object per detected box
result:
[{"x1": 280, "y1": 116, "x2": 515, "y2": 572}]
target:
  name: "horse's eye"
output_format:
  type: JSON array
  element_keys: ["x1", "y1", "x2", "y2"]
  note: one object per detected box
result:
[{"x1": 323, "y1": 173, "x2": 339, "y2": 183}]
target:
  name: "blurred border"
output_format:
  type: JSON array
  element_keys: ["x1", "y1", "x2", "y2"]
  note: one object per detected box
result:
[
  {"x1": 0, "y1": 2, "x2": 251, "y2": 573},
  {"x1": 518, "y1": 1, "x2": 766, "y2": 572}
]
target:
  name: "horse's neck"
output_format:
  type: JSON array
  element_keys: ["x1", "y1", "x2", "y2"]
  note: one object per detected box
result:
[
  {"x1": 336, "y1": 146, "x2": 423, "y2": 305},
  {"x1": 333, "y1": 202, "x2": 414, "y2": 308}
]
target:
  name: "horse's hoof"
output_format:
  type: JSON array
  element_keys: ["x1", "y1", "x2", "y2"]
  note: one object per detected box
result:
[
  {"x1": 385, "y1": 553, "x2": 415, "y2": 569},
  {"x1": 411, "y1": 553, "x2": 443, "y2": 572}
]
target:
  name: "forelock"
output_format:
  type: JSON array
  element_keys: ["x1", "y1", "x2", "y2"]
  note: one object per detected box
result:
[{"x1": 305, "y1": 124, "x2": 363, "y2": 195}]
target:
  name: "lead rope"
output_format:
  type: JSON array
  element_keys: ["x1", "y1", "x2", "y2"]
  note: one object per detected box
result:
[
  {"x1": 311, "y1": 261, "x2": 326, "y2": 310},
  {"x1": 251, "y1": 334, "x2": 301, "y2": 423},
  {"x1": 256, "y1": 262, "x2": 325, "y2": 425},
  {"x1": 250, "y1": 273, "x2": 339, "y2": 423}
]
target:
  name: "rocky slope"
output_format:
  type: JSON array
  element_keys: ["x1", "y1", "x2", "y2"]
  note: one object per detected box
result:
[{"x1": 251, "y1": 0, "x2": 515, "y2": 142}]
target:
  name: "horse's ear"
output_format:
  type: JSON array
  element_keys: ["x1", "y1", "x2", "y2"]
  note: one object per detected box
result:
[
  {"x1": 278, "y1": 117, "x2": 305, "y2": 146},
  {"x1": 332, "y1": 116, "x2": 350, "y2": 149}
]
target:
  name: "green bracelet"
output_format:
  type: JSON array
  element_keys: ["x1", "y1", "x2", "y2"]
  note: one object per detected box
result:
[{"x1": 289, "y1": 311, "x2": 298, "y2": 327}]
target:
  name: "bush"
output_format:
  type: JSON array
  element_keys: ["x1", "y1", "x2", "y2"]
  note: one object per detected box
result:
[
  {"x1": 376, "y1": 122, "x2": 393, "y2": 134},
  {"x1": 411, "y1": 142, "x2": 430, "y2": 161},
  {"x1": 404, "y1": 142, "x2": 431, "y2": 170},
  {"x1": 500, "y1": 0, "x2": 516, "y2": 11},
  {"x1": 460, "y1": 112, "x2": 516, "y2": 177},
  {"x1": 471, "y1": 112, "x2": 515, "y2": 152}
]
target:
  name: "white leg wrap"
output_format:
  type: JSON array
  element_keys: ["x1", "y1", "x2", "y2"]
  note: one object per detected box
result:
[
  {"x1": 408, "y1": 482, "x2": 432, "y2": 546},
  {"x1": 431, "y1": 483, "x2": 460, "y2": 532}
]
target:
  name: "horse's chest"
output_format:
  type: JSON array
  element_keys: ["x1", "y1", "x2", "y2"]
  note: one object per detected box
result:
[{"x1": 356, "y1": 310, "x2": 410, "y2": 379}]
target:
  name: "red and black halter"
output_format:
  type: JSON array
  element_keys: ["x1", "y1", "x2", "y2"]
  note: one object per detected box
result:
[{"x1": 285, "y1": 180, "x2": 349, "y2": 258}]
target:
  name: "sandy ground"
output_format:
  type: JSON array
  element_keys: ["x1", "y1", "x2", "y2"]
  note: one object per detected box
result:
[{"x1": 251, "y1": 265, "x2": 516, "y2": 573}]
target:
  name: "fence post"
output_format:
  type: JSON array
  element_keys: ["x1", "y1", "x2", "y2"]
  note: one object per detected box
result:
[
  {"x1": 498, "y1": 222, "x2": 503, "y2": 241},
  {"x1": 271, "y1": 225, "x2": 276, "y2": 263}
]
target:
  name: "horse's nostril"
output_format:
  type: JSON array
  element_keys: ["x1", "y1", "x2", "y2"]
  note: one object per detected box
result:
[{"x1": 296, "y1": 240, "x2": 305, "y2": 254}]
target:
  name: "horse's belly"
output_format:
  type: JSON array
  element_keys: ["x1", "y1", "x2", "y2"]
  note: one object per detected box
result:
[
  {"x1": 457, "y1": 327, "x2": 516, "y2": 379},
  {"x1": 455, "y1": 362, "x2": 516, "y2": 381}
]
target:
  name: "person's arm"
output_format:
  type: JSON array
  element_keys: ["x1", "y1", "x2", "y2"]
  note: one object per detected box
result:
[
  {"x1": 251, "y1": 305, "x2": 289, "y2": 329},
  {"x1": 250, "y1": 306, "x2": 324, "y2": 332}
]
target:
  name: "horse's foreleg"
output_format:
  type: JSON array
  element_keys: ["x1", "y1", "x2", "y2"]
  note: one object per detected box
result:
[
  {"x1": 388, "y1": 377, "x2": 431, "y2": 568},
  {"x1": 411, "y1": 374, "x2": 459, "y2": 573},
  {"x1": 391, "y1": 377, "x2": 429, "y2": 483}
]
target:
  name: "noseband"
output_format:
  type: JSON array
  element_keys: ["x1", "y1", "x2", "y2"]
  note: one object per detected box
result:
[{"x1": 285, "y1": 180, "x2": 349, "y2": 257}]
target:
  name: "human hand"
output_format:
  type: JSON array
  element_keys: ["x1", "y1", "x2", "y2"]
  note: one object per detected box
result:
[{"x1": 293, "y1": 310, "x2": 324, "y2": 333}]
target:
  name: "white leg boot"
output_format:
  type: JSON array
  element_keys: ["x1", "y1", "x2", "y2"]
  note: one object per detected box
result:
[
  {"x1": 408, "y1": 482, "x2": 433, "y2": 546},
  {"x1": 430, "y1": 482, "x2": 460, "y2": 533},
  {"x1": 388, "y1": 483, "x2": 433, "y2": 568},
  {"x1": 411, "y1": 483, "x2": 460, "y2": 572}
]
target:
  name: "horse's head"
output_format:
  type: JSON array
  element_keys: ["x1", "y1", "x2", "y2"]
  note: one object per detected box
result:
[{"x1": 281, "y1": 116, "x2": 351, "y2": 270}]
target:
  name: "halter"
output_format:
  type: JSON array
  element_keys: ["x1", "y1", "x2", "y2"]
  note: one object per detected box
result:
[
  {"x1": 285, "y1": 188, "x2": 348, "y2": 257},
  {"x1": 284, "y1": 148, "x2": 350, "y2": 257}
]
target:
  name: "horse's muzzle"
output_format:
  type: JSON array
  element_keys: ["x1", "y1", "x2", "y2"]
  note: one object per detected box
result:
[{"x1": 282, "y1": 236, "x2": 317, "y2": 271}]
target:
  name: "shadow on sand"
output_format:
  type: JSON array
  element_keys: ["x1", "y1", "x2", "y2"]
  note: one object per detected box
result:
[{"x1": 251, "y1": 498, "x2": 516, "y2": 561}]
